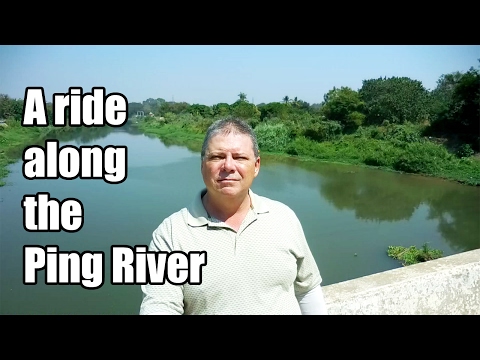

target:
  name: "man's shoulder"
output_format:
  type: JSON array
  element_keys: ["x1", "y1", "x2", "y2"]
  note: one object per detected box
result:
[
  {"x1": 253, "y1": 192, "x2": 297, "y2": 216},
  {"x1": 163, "y1": 206, "x2": 190, "y2": 223},
  {"x1": 155, "y1": 190, "x2": 206, "y2": 230},
  {"x1": 257, "y1": 194, "x2": 289, "y2": 208}
]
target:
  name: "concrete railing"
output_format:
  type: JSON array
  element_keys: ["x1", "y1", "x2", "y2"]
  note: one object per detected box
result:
[{"x1": 322, "y1": 249, "x2": 480, "y2": 315}]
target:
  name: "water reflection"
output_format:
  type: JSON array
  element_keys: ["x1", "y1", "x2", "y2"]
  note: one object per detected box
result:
[
  {"x1": 56, "y1": 125, "x2": 115, "y2": 145},
  {"x1": 161, "y1": 136, "x2": 203, "y2": 153},
  {"x1": 261, "y1": 155, "x2": 480, "y2": 253},
  {"x1": 426, "y1": 187, "x2": 480, "y2": 251}
]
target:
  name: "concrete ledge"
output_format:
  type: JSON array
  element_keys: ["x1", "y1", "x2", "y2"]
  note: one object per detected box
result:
[{"x1": 322, "y1": 249, "x2": 480, "y2": 315}]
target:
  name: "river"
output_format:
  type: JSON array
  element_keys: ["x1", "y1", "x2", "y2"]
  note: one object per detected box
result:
[{"x1": 1, "y1": 124, "x2": 479, "y2": 314}]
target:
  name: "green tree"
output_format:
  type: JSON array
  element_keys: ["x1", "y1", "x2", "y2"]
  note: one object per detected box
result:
[
  {"x1": 283, "y1": 96, "x2": 290, "y2": 104},
  {"x1": 188, "y1": 104, "x2": 213, "y2": 117},
  {"x1": 128, "y1": 102, "x2": 144, "y2": 118},
  {"x1": 238, "y1": 92, "x2": 247, "y2": 102},
  {"x1": 159, "y1": 101, "x2": 190, "y2": 115},
  {"x1": 142, "y1": 98, "x2": 166, "y2": 115},
  {"x1": 429, "y1": 71, "x2": 464, "y2": 119},
  {"x1": 258, "y1": 102, "x2": 290, "y2": 121},
  {"x1": 449, "y1": 65, "x2": 480, "y2": 135},
  {"x1": 230, "y1": 100, "x2": 260, "y2": 120},
  {"x1": 425, "y1": 61, "x2": 480, "y2": 150},
  {"x1": 212, "y1": 103, "x2": 231, "y2": 117},
  {"x1": 0, "y1": 94, "x2": 24, "y2": 121},
  {"x1": 46, "y1": 102, "x2": 54, "y2": 123},
  {"x1": 321, "y1": 87, "x2": 365, "y2": 131},
  {"x1": 359, "y1": 76, "x2": 430, "y2": 125},
  {"x1": 296, "y1": 100, "x2": 311, "y2": 111}
]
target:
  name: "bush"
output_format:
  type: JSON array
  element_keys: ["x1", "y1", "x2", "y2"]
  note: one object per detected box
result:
[
  {"x1": 254, "y1": 123, "x2": 292, "y2": 152},
  {"x1": 382, "y1": 123, "x2": 423, "y2": 143},
  {"x1": 456, "y1": 143, "x2": 474, "y2": 158},
  {"x1": 245, "y1": 117, "x2": 260, "y2": 129},
  {"x1": 393, "y1": 155, "x2": 435, "y2": 174},
  {"x1": 304, "y1": 120, "x2": 343, "y2": 142},
  {"x1": 353, "y1": 123, "x2": 423, "y2": 143},
  {"x1": 354, "y1": 126, "x2": 383, "y2": 139},
  {"x1": 163, "y1": 112, "x2": 177, "y2": 123},
  {"x1": 345, "y1": 111, "x2": 366, "y2": 132},
  {"x1": 191, "y1": 117, "x2": 214, "y2": 133},
  {"x1": 392, "y1": 142, "x2": 444, "y2": 173},
  {"x1": 361, "y1": 139, "x2": 400, "y2": 167}
]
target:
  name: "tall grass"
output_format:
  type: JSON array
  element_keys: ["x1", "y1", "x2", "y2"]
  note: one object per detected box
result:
[
  {"x1": 254, "y1": 123, "x2": 291, "y2": 153},
  {"x1": 134, "y1": 115, "x2": 480, "y2": 186},
  {"x1": 0, "y1": 118, "x2": 81, "y2": 186}
]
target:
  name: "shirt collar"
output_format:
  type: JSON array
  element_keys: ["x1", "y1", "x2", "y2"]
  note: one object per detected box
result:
[{"x1": 186, "y1": 188, "x2": 269, "y2": 227}]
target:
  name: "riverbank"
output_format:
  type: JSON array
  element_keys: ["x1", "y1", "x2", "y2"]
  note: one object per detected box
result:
[
  {"x1": 0, "y1": 119, "x2": 77, "y2": 186},
  {"x1": 135, "y1": 118, "x2": 480, "y2": 186},
  {"x1": 2, "y1": 117, "x2": 479, "y2": 187}
]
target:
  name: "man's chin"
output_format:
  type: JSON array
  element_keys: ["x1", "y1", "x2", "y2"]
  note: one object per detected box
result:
[
  {"x1": 217, "y1": 187, "x2": 242, "y2": 197},
  {"x1": 219, "y1": 188, "x2": 238, "y2": 195}
]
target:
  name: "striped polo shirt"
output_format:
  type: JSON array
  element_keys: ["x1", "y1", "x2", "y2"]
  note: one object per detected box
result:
[{"x1": 140, "y1": 188, "x2": 322, "y2": 315}]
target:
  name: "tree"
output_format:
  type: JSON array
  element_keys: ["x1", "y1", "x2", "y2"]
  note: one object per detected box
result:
[
  {"x1": 128, "y1": 102, "x2": 144, "y2": 118},
  {"x1": 238, "y1": 92, "x2": 247, "y2": 102},
  {"x1": 359, "y1": 77, "x2": 430, "y2": 125},
  {"x1": 296, "y1": 100, "x2": 311, "y2": 111},
  {"x1": 309, "y1": 103, "x2": 322, "y2": 114},
  {"x1": 188, "y1": 104, "x2": 213, "y2": 117},
  {"x1": 142, "y1": 98, "x2": 166, "y2": 115},
  {"x1": 425, "y1": 61, "x2": 480, "y2": 149},
  {"x1": 450, "y1": 66, "x2": 480, "y2": 136},
  {"x1": 320, "y1": 87, "x2": 365, "y2": 131},
  {"x1": 142, "y1": 98, "x2": 155, "y2": 114},
  {"x1": 283, "y1": 96, "x2": 290, "y2": 104},
  {"x1": 258, "y1": 102, "x2": 290, "y2": 121},
  {"x1": 212, "y1": 103, "x2": 231, "y2": 117},
  {"x1": 429, "y1": 71, "x2": 464, "y2": 121},
  {"x1": 0, "y1": 94, "x2": 24, "y2": 121},
  {"x1": 230, "y1": 100, "x2": 260, "y2": 120},
  {"x1": 159, "y1": 101, "x2": 190, "y2": 115}
]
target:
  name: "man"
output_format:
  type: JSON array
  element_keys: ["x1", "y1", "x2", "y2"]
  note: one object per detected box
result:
[{"x1": 140, "y1": 118, "x2": 328, "y2": 315}]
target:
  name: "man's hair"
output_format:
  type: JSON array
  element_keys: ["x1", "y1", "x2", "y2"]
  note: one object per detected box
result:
[{"x1": 201, "y1": 118, "x2": 259, "y2": 161}]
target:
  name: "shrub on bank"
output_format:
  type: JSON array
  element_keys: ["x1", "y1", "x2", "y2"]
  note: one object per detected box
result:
[
  {"x1": 132, "y1": 113, "x2": 480, "y2": 186},
  {"x1": 254, "y1": 123, "x2": 291, "y2": 152}
]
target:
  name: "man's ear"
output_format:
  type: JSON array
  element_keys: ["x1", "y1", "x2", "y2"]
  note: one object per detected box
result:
[{"x1": 254, "y1": 157, "x2": 260, "y2": 175}]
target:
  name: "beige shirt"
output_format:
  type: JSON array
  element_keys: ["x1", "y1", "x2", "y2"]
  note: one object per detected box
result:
[{"x1": 140, "y1": 189, "x2": 322, "y2": 315}]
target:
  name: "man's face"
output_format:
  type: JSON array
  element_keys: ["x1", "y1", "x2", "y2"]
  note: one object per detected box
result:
[{"x1": 201, "y1": 131, "x2": 260, "y2": 198}]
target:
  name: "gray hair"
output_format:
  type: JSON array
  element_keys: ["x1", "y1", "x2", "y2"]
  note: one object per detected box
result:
[{"x1": 201, "y1": 118, "x2": 259, "y2": 161}]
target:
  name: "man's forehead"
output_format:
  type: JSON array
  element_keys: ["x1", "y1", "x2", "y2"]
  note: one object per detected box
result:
[{"x1": 207, "y1": 132, "x2": 254, "y2": 150}]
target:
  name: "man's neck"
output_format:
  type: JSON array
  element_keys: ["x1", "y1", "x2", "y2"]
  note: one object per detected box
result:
[{"x1": 202, "y1": 190, "x2": 252, "y2": 223}]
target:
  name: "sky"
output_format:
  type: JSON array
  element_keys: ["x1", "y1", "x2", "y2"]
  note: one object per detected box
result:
[{"x1": 0, "y1": 45, "x2": 479, "y2": 106}]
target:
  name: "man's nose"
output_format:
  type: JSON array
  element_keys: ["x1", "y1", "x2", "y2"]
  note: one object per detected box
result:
[{"x1": 222, "y1": 155, "x2": 235, "y2": 171}]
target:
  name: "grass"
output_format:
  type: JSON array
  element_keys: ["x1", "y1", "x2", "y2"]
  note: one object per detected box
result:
[
  {"x1": 387, "y1": 243, "x2": 443, "y2": 266},
  {"x1": 0, "y1": 119, "x2": 77, "y2": 186},
  {"x1": 286, "y1": 135, "x2": 480, "y2": 185},
  {"x1": 134, "y1": 117, "x2": 480, "y2": 186},
  {"x1": 136, "y1": 121, "x2": 205, "y2": 153}
]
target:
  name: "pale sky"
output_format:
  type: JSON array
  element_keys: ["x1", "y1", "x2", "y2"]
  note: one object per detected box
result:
[{"x1": 0, "y1": 45, "x2": 478, "y2": 106}]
